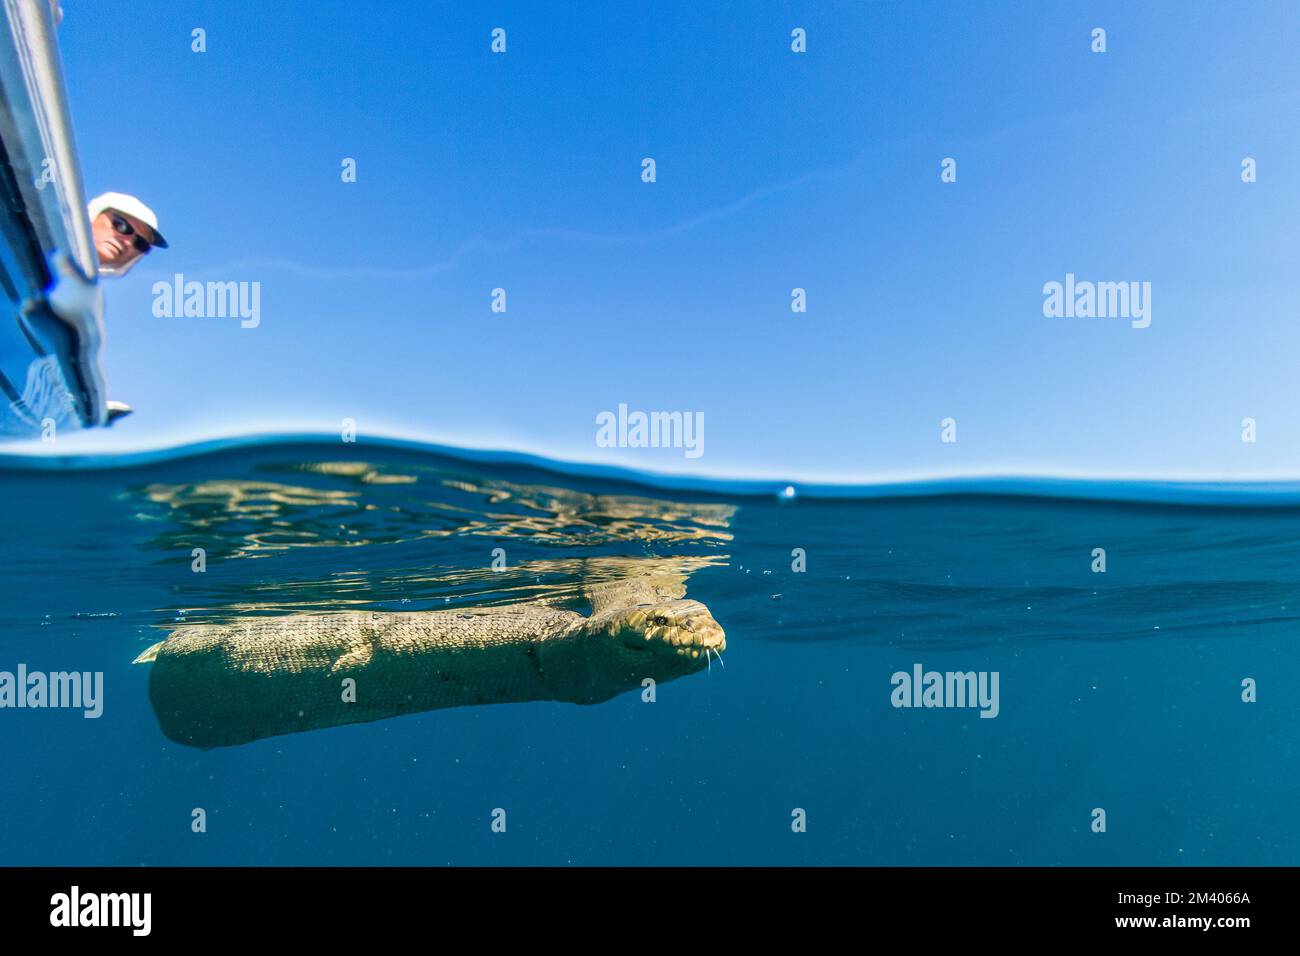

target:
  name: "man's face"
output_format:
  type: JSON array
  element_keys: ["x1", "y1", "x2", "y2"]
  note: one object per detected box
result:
[{"x1": 92, "y1": 210, "x2": 156, "y2": 270}]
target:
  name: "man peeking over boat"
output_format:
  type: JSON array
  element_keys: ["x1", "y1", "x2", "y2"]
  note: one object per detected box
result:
[
  {"x1": 87, "y1": 192, "x2": 168, "y2": 277},
  {"x1": 73, "y1": 192, "x2": 170, "y2": 423}
]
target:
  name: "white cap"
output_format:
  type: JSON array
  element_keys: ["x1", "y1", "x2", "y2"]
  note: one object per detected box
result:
[{"x1": 87, "y1": 192, "x2": 168, "y2": 249}]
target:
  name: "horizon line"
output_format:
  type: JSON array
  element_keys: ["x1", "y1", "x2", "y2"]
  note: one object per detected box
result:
[{"x1": 4, "y1": 428, "x2": 1300, "y2": 505}]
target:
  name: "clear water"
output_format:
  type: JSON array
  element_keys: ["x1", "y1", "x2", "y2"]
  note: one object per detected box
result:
[{"x1": 1, "y1": 439, "x2": 1296, "y2": 865}]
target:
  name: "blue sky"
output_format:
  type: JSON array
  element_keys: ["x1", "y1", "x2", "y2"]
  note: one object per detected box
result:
[{"x1": 41, "y1": 0, "x2": 1300, "y2": 480}]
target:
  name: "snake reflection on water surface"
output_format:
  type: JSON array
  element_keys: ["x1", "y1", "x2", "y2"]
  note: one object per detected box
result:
[{"x1": 129, "y1": 460, "x2": 733, "y2": 748}]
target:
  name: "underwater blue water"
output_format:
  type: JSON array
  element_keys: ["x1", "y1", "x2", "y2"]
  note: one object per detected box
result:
[{"x1": 0, "y1": 437, "x2": 1296, "y2": 865}]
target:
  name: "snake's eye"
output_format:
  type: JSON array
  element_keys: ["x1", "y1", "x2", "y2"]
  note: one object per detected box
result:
[{"x1": 651, "y1": 616, "x2": 669, "y2": 626}]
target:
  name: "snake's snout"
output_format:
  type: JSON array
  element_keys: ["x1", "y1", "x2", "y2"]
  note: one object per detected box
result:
[{"x1": 624, "y1": 599, "x2": 726, "y2": 660}]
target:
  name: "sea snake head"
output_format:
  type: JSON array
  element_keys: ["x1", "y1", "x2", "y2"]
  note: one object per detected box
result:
[{"x1": 574, "y1": 599, "x2": 726, "y2": 699}]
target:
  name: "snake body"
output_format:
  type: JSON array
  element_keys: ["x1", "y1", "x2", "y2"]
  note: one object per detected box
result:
[{"x1": 136, "y1": 573, "x2": 724, "y2": 748}]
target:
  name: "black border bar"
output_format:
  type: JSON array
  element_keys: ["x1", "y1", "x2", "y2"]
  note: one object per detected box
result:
[{"x1": 0, "y1": 866, "x2": 1292, "y2": 940}]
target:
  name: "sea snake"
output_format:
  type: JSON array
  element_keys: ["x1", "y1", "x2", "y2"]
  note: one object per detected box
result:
[{"x1": 133, "y1": 568, "x2": 725, "y2": 748}]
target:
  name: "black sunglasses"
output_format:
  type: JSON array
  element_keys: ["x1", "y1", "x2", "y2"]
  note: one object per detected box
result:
[{"x1": 110, "y1": 213, "x2": 152, "y2": 254}]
